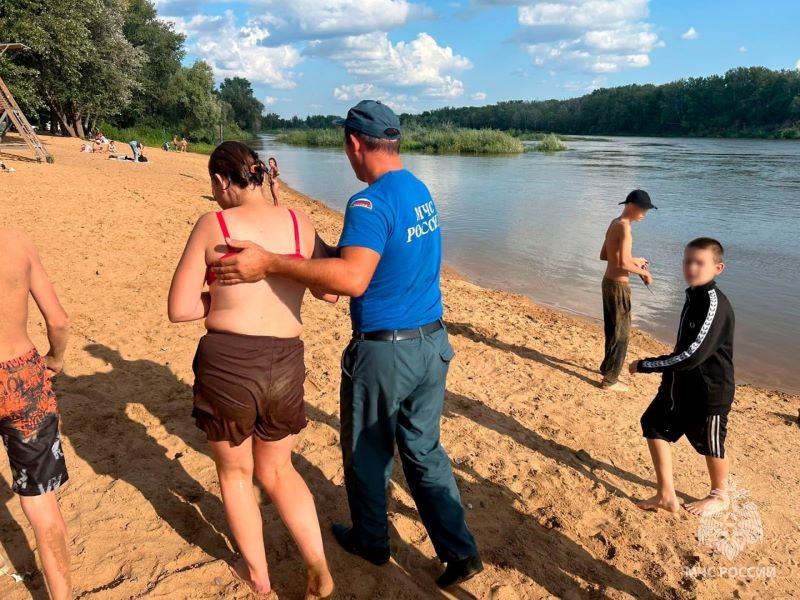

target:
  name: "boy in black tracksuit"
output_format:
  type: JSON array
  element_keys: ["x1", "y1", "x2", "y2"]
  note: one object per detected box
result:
[{"x1": 629, "y1": 237, "x2": 734, "y2": 516}]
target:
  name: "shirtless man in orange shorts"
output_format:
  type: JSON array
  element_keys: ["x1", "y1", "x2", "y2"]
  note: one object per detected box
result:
[{"x1": 0, "y1": 229, "x2": 71, "y2": 599}]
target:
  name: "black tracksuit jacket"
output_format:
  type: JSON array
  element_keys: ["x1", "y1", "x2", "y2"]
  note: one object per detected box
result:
[{"x1": 636, "y1": 280, "x2": 735, "y2": 414}]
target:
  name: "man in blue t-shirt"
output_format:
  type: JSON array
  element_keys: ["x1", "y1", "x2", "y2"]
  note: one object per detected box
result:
[{"x1": 211, "y1": 100, "x2": 482, "y2": 588}]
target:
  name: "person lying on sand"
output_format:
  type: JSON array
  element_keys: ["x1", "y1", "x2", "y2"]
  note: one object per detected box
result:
[
  {"x1": 629, "y1": 238, "x2": 735, "y2": 517},
  {"x1": 209, "y1": 100, "x2": 483, "y2": 590},
  {"x1": 599, "y1": 189, "x2": 656, "y2": 392},
  {"x1": 168, "y1": 141, "x2": 336, "y2": 599},
  {"x1": 0, "y1": 229, "x2": 71, "y2": 600}
]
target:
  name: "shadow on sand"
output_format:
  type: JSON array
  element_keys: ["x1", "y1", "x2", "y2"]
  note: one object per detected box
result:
[
  {"x1": 54, "y1": 345, "x2": 231, "y2": 563},
  {"x1": 47, "y1": 340, "x2": 660, "y2": 598},
  {"x1": 306, "y1": 403, "x2": 660, "y2": 599},
  {"x1": 0, "y1": 479, "x2": 49, "y2": 600},
  {"x1": 446, "y1": 321, "x2": 601, "y2": 387}
]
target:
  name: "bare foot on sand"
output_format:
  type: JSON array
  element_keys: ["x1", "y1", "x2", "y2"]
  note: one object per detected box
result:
[
  {"x1": 305, "y1": 561, "x2": 334, "y2": 600},
  {"x1": 601, "y1": 381, "x2": 629, "y2": 393},
  {"x1": 684, "y1": 490, "x2": 729, "y2": 516},
  {"x1": 228, "y1": 554, "x2": 271, "y2": 596},
  {"x1": 636, "y1": 493, "x2": 682, "y2": 512}
]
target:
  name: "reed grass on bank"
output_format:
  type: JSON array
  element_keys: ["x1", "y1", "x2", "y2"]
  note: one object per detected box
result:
[
  {"x1": 534, "y1": 133, "x2": 567, "y2": 152},
  {"x1": 275, "y1": 126, "x2": 525, "y2": 155}
]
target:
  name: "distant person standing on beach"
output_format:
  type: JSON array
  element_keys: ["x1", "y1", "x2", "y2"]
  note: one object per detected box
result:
[
  {"x1": 168, "y1": 142, "x2": 335, "y2": 599},
  {"x1": 211, "y1": 100, "x2": 483, "y2": 589},
  {"x1": 0, "y1": 229, "x2": 71, "y2": 600},
  {"x1": 598, "y1": 189, "x2": 656, "y2": 392},
  {"x1": 172, "y1": 135, "x2": 179, "y2": 151},
  {"x1": 129, "y1": 140, "x2": 143, "y2": 162},
  {"x1": 267, "y1": 157, "x2": 281, "y2": 205},
  {"x1": 180, "y1": 136, "x2": 188, "y2": 153}
]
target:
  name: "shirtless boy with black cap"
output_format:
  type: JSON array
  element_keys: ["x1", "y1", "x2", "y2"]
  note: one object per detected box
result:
[
  {"x1": 599, "y1": 189, "x2": 656, "y2": 392},
  {"x1": 0, "y1": 229, "x2": 71, "y2": 599}
]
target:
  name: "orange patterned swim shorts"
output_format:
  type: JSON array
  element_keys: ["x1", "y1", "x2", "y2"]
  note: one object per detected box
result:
[{"x1": 0, "y1": 348, "x2": 68, "y2": 496}]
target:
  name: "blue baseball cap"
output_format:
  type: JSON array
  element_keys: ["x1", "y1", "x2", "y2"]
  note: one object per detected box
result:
[{"x1": 334, "y1": 100, "x2": 401, "y2": 140}]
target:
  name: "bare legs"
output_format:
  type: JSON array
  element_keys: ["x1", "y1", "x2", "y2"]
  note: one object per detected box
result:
[
  {"x1": 270, "y1": 182, "x2": 281, "y2": 206},
  {"x1": 209, "y1": 434, "x2": 333, "y2": 599},
  {"x1": 19, "y1": 492, "x2": 71, "y2": 600},
  {"x1": 636, "y1": 438, "x2": 682, "y2": 512},
  {"x1": 209, "y1": 437, "x2": 271, "y2": 594},
  {"x1": 685, "y1": 456, "x2": 729, "y2": 516},
  {"x1": 637, "y1": 439, "x2": 730, "y2": 516}
]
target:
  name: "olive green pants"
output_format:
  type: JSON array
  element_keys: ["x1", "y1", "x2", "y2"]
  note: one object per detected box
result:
[{"x1": 600, "y1": 278, "x2": 632, "y2": 386}]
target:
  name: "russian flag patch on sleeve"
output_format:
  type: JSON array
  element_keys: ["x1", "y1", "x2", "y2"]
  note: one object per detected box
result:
[{"x1": 350, "y1": 198, "x2": 373, "y2": 210}]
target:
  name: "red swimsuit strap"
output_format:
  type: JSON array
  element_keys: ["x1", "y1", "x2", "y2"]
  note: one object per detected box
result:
[
  {"x1": 287, "y1": 209, "x2": 302, "y2": 257},
  {"x1": 216, "y1": 211, "x2": 231, "y2": 242}
]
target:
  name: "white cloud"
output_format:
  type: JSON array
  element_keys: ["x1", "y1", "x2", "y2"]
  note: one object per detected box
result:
[
  {"x1": 681, "y1": 26, "x2": 698, "y2": 40},
  {"x1": 796, "y1": 59, "x2": 800, "y2": 71},
  {"x1": 471, "y1": 91, "x2": 487, "y2": 101},
  {"x1": 518, "y1": 0, "x2": 648, "y2": 28},
  {"x1": 333, "y1": 84, "x2": 419, "y2": 113},
  {"x1": 286, "y1": 0, "x2": 418, "y2": 38},
  {"x1": 167, "y1": 11, "x2": 301, "y2": 88},
  {"x1": 263, "y1": 96, "x2": 278, "y2": 106},
  {"x1": 739, "y1": 46, "x2": 747, "y2": 53},
  {"x1": 333, "y1": 83, "x2": 376, "y2": 101},
  {"x1": 517, "y1": 0, "x2": 662, "y2": 74},
  {"x1": 309, "y1": 32, "x2": 471, "y2": 98},
  {"x1": 161, "y1": 0, "x2": 426, "y2": 41},
  {"x1": 563, "y1": 76, "x2": 606, "y2": 92}
]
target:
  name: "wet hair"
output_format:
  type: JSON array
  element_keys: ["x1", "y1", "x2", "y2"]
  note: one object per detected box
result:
[
  {"x1": 344, "y1": 126, "x2": 400, "y2": 155},
  {"x1": 268, "y1": 157, "x2": 277, "y2": 166},
  {"x1": 686, "y1": 237, "x2": 724, "y2": 263},
  {"x1": 208, "y1": 141, "x2": 268, "y2": 188}
]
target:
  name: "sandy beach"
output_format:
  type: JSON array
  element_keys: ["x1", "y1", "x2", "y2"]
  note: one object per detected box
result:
[{"x1": 0, "y1": 136, "x2": 798, "y2": 599}]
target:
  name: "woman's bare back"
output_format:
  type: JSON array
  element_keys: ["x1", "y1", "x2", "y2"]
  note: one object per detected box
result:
[{"x1": 204, "y1": 205, "x2": 314, "y2": 337}]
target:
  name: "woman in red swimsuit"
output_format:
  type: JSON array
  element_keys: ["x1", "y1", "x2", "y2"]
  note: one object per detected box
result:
[{"x1": 168, "y1": 141, "x2": 335, "y2": 598}]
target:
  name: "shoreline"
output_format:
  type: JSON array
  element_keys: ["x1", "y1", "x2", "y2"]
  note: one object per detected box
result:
[
  {"x1": 278, "y1": 176, "x2": 799, "y2": 396},
  {"x1": 1, "y1": 136, "x2": 796, "y2": 600}
]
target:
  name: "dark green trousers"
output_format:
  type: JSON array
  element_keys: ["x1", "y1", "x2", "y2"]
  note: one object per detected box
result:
[
  {"x1": 339, "y1": 326, "x2": 478, "y2": 562},
  {"x1": 600, "y1": 278, "x2": 632, "y2": 386}
]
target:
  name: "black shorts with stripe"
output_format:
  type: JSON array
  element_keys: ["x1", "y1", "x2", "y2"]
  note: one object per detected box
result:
[{"x1": 640, "y1": 395, "x2": 728, "y2": 458}]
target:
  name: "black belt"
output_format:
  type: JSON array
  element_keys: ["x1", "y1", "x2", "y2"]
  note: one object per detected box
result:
[{"x1": 353, "y1": 319, "x2": 444, "y2": 342}]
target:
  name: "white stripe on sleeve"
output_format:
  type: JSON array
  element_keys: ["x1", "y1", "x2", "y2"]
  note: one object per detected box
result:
[{"x1": 641, "y1": 289, "x2": 718, "y2": 370}]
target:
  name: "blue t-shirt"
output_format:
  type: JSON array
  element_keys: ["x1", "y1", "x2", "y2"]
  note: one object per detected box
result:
[{"x1": 338, "y1": 169, "x2": 443, "y2": 332}]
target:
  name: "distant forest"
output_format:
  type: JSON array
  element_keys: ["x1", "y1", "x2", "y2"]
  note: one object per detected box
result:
[{"x1": 263, "y1": 67, "x2": 800, "y2": 139}]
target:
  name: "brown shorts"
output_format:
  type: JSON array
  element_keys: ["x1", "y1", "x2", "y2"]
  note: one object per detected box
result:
[{"x1": 192, "y1": 331, "x2": 307, "y2": 446}]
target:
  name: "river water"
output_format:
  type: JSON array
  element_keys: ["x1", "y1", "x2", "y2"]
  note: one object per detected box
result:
[{"x1": 250, "y1": 135, "x2": 800, "y2": 394}]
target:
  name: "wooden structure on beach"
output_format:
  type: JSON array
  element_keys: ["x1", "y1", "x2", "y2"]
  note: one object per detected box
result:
[{"x1": 0, "y1": 43, "x2": 51, "y2": 162}]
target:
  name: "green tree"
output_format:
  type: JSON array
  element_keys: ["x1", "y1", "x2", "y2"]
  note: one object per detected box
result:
[
  {"x1": 218, "y1": 77, "x2": 264, "y2": 133},
  {"x1": 0, "y1": 0, "x2": 142, "y2": 137},
  {"x1": 120, "y1": 0, "x2": 185, "y2": 127},
  {"x1": 166, "y1": 60, "x2": 223, "y2": 143}
]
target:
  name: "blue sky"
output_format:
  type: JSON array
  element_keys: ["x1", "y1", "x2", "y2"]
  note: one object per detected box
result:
[{"x1": 154, "y1": 0, "x2": 800, "y2": 117}]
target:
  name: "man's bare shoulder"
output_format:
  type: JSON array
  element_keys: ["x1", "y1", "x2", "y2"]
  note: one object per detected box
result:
[
  {"x1": 0, "y1": 230, "x2": 34, "y2": 289},
  {"x1": 0, "y1": 228, "x2": 35, "y2": 258},
  {"x1": 606, "y1": 218, "x2": 627, "y2": 237}
]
